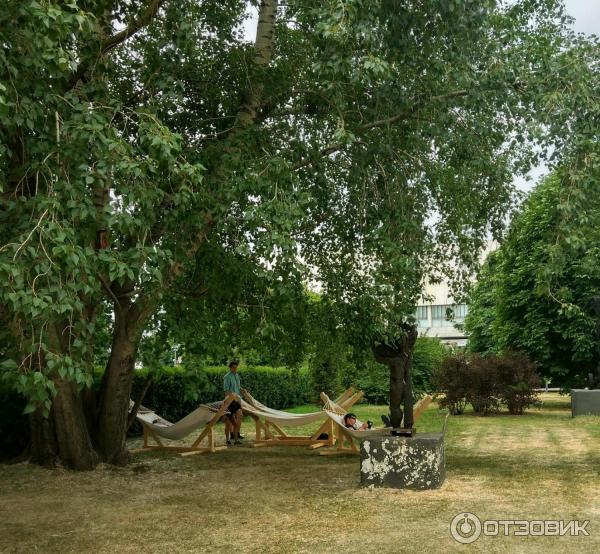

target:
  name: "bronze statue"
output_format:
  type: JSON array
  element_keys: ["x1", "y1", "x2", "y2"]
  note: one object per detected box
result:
[{"x1": 372, "y1": 323, "x2": 418, "y2": 433}]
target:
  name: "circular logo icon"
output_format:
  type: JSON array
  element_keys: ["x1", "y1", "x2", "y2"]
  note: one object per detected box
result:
[{"x1": 450, "y1": 512, "x2": 482, "y2": 544}]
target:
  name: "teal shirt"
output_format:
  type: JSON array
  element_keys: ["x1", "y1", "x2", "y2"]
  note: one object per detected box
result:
[{"x1": 224, "y1": 370, "x2": 241, "y2": 396}]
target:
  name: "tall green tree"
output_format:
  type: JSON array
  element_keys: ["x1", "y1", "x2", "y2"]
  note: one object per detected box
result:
[
  {"x1": 0, "y1": 0, "x2": 587, "y2": 467},
  {"x1": 465, "y1": 176, "x2": 600, "y2": 386},
  {"x1": 463, "y1": 251, "x2": 502, "y2": 355}
]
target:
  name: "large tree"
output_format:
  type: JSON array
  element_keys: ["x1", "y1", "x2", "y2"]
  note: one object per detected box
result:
[
  {"x1": 0, "y1": 0, "x2": 584, "y2": 468},
  {"x1": 465, "y1": 175, "x2": 600, "y2": 386}
]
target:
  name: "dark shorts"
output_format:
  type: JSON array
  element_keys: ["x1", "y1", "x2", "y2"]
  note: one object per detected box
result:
[{"x1": 228, "y1": 400, "x2": 241, "y2": 418}]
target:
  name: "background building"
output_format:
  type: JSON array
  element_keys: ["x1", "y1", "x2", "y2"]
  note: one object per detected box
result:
[
  {"x1": 416, "y1": 241, "x2": 497, "y2": 346},
  {"x1": 415, "y1": 281, "x2": 468, "y2": 346}
]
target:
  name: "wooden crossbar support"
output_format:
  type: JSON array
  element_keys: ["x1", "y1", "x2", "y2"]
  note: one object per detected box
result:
[
  {"x1": 265, "y1": 420, "x2": 288, "y2": 437},
  {"x1": 319, "y1": 426, "x2": 358, "y2": 456},
  {"x1": 147, "y1": 427, "x2": 164, "y2": 447},
  {"x1": 308, "y1": 419, "x2": 335, "y2": 449},
  {"x1": 190, "y1": 395, "x2": 234, "y2": 449},
  {"x1": 336, "y1": 387, "x2": 355, "y2": 405},
  {"x1": 180, "y1": 445, "x2": 227, "y2": 457},
  {"x1": 341, "y1": 390, "x2": 364, "y2": 408}
]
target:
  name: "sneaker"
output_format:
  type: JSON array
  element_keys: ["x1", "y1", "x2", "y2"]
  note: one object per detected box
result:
[
  {"x1": 234, "y1": 439, "x2": 242, "y2": 445},
  {"x1": 226, "y1": 439, "x2": 232, "y2": 446},
  {"x1": 237, "y1": 434, "x2": 245, "y2": 440},
  {"x1": 381, "y1": 414, "x2": 392, "y2": 427}
]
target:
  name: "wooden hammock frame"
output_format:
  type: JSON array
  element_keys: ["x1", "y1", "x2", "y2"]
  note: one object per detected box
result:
[
  {"x1": 319, "y1": 394, "x2": 433, "y2": 456},
  {"x1": 134, "y1": 393, "x2": 235, "y2": 457},
  {"x1": 248, "y1": 388, "x2": 364, "y2": 449}
]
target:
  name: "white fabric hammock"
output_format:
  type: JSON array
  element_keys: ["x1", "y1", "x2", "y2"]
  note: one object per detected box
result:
[
  {"x1": 324, "y1": 410, "x2": 393, "y2": 440},
  {"x1": 241, "y1": 389, "x2": 358, "y2": 428},
  {"x1": 136, "y1": 403, "x2": 222, "y2": 441},
  {"x1": 240, "y1": 400, "x2": 329, "y2": 427},
  {"x1": 321, "y1": 393, "x2": 392, "y2": 440},
  {"x1": 241, "y1": 389, "x2": 311, "y2": 418}
]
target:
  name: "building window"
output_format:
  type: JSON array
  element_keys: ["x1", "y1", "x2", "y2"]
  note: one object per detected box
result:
[
  {"x1": 416, "y1": 306, "x2": 428, "y2": 328},
  {"x1": 453, "y1": 303, "x2": 468, "y2": 323},
  {"x1": 431, "y1": 305, "x2": 446, "y2": 327},
  {"x1": 422, "y1": 304, "x2": 469, "y2": 328}
]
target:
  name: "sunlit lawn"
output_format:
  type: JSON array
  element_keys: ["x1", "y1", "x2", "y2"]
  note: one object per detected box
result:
[{"x1": 1, "y1": 394, "x2": 599, "y2": 553}]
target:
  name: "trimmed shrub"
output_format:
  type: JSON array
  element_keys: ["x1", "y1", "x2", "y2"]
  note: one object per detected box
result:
[
  {"x1": 353, "y1": 362, "x2": 390, "y2": 405},
  {"x1": 468, "y1": 355, "x2": 501, "y2": 415},
  {"x1": 412, "y1": 338, "x2": 449, "y2": 392},
  {"x1": 493, "y1": 351, "x2": 541, "y2": 414},
  {"x1": 431, "y1": 354, "x2": 470, "y2": 415},
  {"x1": 433, "y1": 351, "x2": 541, "y2": 415},
  {"x1": 310, "y1": 359, "x2": 341, "y2": 403}
]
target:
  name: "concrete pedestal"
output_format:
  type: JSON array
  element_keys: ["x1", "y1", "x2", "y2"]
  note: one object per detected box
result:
[
  {"x1": 360, "y1": 433, "x2": 445, "y2": 490},
  {"x1": 571, "y1": 389, "x2": 600, "y2": 416}
]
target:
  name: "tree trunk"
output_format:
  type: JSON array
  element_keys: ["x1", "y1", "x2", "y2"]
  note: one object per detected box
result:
[
  {"x1": 28, "y1": 304, "x2": 148, "y2": 468},
  {"x1": 29, "y1": 408, "x2": 59, "y2": 467},
  {"x1": 28, "y1": 320, "x2": 100, "y2": 470},
  {"x1": 95, "y1": 319, "x2": 138, "y2": 465},
  {"x1": 52, "y1": 377, "x2": 100, "y2": 469},
  {"x1": 94, "y1": 300, "x2": 150, "y2": 464},
  {"x1": 29, "y1": 378, "x2": 99, "y2": 470}
]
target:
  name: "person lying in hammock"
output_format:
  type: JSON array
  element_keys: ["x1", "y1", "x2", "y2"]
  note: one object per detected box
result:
[{"x1": 343, "y1": 413, "x2": 373, "y2": 431}]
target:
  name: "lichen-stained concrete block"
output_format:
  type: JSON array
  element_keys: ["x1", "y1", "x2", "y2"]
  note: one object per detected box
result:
[
  {"x1": 571, "y1": 389, "x2": 600, "y2": 416},
  {"x1": 360, "y1": 433, "x2": 445, "y2": 490}
]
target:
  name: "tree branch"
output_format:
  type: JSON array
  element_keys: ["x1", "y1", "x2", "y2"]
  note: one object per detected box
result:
[
  {"x1": 293, "y1": 89, "x2": 469, "y2": 170},
  {"x1": 98, "y1": 274, "x2": 123, "y2": 314},
  {"x1": 67, "y1": 0, "x2": 165, "y2": 90},
  {"x1": 359, "y1": 90, "x2": 468, "y2": 132},
  {"x1": 101, "y1": 0, "x2": 165, "y2": 55},
  {"x1": 174, "y1": 286, "x2": 210, "y2": 299},
  {"x1": 169, "y1": 0, "x2": 279, "y2": 279}
]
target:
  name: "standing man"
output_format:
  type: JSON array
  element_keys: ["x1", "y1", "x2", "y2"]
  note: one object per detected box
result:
[{"x1": 223, "y1": 360, "x2": 243, "y2": 444}]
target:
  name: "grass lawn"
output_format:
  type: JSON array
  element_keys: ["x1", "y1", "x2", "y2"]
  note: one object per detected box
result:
[{"x1": 1, "y1": 393, "x2": 599, "y2": 553}]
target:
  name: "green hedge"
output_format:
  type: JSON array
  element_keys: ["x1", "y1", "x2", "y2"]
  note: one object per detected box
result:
[
  {"x1": 131, "y1": 365, "x2": 312, "y2": 424},
  {"x1": 412, "y1": 337, "x2": 449, "y2": 391}
]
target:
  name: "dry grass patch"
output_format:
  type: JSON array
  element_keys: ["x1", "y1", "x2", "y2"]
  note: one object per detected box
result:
[{"x1": 0, "y1": 393, "x2": 598, "y2": 553}]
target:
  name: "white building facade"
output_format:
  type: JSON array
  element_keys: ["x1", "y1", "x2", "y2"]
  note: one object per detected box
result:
[
  {"x1": 416, "y1": 241, "x2": 497, "y2": 346},
  {"x1": 415, "y1": 281, "x2": 468, "y2": 346}
]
